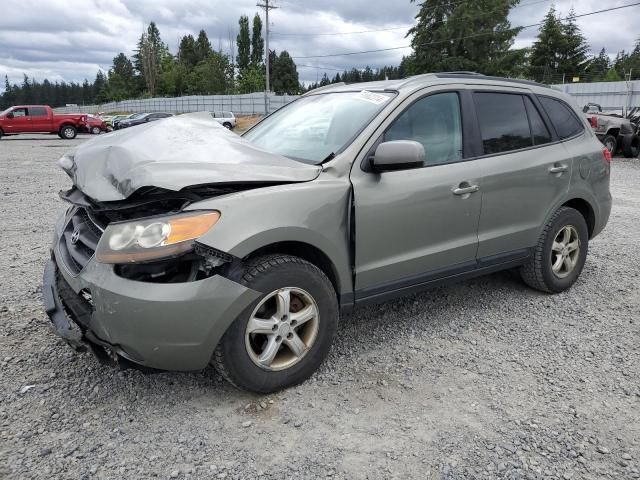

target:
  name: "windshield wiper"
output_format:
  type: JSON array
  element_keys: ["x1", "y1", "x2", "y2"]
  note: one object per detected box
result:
[{"x1": 320, "y1": 152, "x2": 335, "y2": 164}]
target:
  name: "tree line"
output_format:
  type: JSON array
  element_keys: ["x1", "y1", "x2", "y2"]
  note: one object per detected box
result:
[
  {"x1": 2, "y1": 1, "x2": 640, "y2": 109},
  {"x1": 1, "y1": 14, "x2": 299, "y2": 109}
]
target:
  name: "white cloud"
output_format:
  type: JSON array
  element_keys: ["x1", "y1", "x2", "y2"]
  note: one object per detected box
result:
[{"x1": 1, "y1": 0, "x2": 638, "y2": 90}]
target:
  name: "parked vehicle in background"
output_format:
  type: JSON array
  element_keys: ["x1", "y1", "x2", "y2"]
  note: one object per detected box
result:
[
  {"x1": 0, "y1": 105, "x2": 86, "y2": 139},
  {"x1": 84, "y1": 115, "x2": 107, "y2": 135},
  {"x1": 210, "y1": 111, "x2": 236, "y2": 129},
  {"x1": 113, "y1": 113, "x2": 141, "y2": 130},
  {"x1": 116, "y1": 112, "x2": 173, "y2": 129},
  {"x1": 44, "y1": 74, "x2": 611, "y2": 393},
  {"x1": 583, "y1": 103, "x2": 639, "y2": 158}
]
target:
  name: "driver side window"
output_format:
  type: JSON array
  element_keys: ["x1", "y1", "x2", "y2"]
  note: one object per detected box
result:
[
  {"x1": 12, "y1": 108, "x2": 28, "y2": 117},
  {"x1": 384, "y1": 92, "x2": 463, "y2": 166}
]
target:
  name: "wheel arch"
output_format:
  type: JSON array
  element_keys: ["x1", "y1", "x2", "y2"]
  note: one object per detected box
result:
[
  {"x1": 561, "y1": 197, "x2": 596, "y2": 238},
  {"x1": 242, "y1": 240, "x2": 342, "y2": 298}
]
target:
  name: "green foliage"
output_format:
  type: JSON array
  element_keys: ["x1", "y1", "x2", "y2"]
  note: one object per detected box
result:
[
  {"x1": 107, "y1": 53, "x2": 138, "y2": 100},
  {"x1": 269, "y1": 51, "x2": 299, "y2": 94},
  {"x1": 613, "y1": 38, "x2": 640, "y2": 80},
  {"x1": 238, "y1": 65, "x2": 265, "y2": 94},
  {"x1": 178, "y1": 34, "x2": 198, "y2": 68},
  {"x1": 237, "y1": 15, "x2": 251, "y2": 74},
  {"x1": 529, "y1": 6, "x2": 590, "y2": 83},
  {"x1": 251, "y1": 14, "x2": 265, "y2": 66},
  {"x1": 604, "y1": 68, "x2": 622, "y2": 82},
  {"x1": 406, "y1": 0, "x2": 524, "y2": 76},
  {"x1": 186, "y1": 52, "x2": 234, "y2": 94}
]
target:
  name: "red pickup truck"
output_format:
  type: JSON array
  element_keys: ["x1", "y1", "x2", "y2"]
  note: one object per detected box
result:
[{"x1": 0, "y1": 105, "x2": 87, "y2": 140}]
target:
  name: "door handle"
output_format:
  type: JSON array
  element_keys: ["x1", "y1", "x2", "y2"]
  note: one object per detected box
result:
[
  {"x1": 549, "y1": 164, "x2": 568, "y2": 174},
  {"x1": 452, "y1": 183, "x2": 479, "y2": 196}
]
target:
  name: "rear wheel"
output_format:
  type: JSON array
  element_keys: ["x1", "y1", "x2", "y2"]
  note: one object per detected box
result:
[
  {"x1": 91, "y1": 126, "x2": 101, "y2": 135},
  {"x1": 520, "y1": 207, "x2": 589, "y2": 293},
  {"x1": 59, "y1": 125, "x2": 77, "y2": 139},
  {"x1": 223, "y1": 122, "x2": 232, "y2": 129},
  {"x1": 622, "y1": 134, "x2": 639, "y2": 158},
  {"x1": 213, "y1": 255, "x2": 338, "y2": 393},
  {"x1": 602, "y1": 134, "x2": 617, "y2": 156}
]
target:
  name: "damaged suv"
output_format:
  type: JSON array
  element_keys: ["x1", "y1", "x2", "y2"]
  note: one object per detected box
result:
[{"x1": 44, "y1": 73, "x2": 611, "y2": 393}]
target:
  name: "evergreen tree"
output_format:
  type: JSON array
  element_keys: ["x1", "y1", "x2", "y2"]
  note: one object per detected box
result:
[
  {"x1": 270, "y1": 50, "x2": 299, "y2": 94},
  {"x1": 178, "y1": 35, "x2": 198, "y2": 68},
  {"x1": 108, "y1": 52, "x2": 137, "y2": 100},
  {"x1": 251, "y1": 13, "x2": 264, "y2": 66},
  {"x1": 195, "y1": 30, "x2": 213, "y2": 63},
  {"x1": 529, "y1": 6, "x2": 565, "y2": 82},
  {"x1": 586, "y1": 48, "x2": 610, "y2": 81},
  {"x1": 407, "y1": 0, "x2": 524, "y2": 76},
  {"x1": 560, "y1": 9, "x2": 589, "y2": 79},
  {"x1": 237, "y1": 15, "x2": 251, "y2": 74},
  {"x1": 136, "y1": 22, "x2": 167, "y2": 96}
]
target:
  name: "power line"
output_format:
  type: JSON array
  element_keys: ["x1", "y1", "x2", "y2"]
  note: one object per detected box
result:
[
  {"x1": 274, "y1": 0, "x2": 550, "y2": 37},
  {"x1": 291, "y1": 2, "x2": 640, "y2": 59}
]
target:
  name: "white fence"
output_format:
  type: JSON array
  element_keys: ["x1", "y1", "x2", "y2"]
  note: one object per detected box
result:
[
  {"x1": 53, "y1": 92, "x2": 299, "y2": 115},
  {"x1": 551, "y1": 80, "x2": 640, "y2": 115},
  {"x1": 53, "y1": 81, "x2": 640, "y2": 117}
]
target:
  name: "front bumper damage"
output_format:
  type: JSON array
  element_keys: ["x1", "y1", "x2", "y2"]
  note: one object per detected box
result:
[{"x1": 43, "y1": 235, "x2": 261, "y2": 371}]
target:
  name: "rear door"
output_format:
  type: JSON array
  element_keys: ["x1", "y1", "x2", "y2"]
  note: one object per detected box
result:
[
  {"x1": 471, "y1": 89, "x2": 573, "y2": 261},
  {"x1": 350, "y1": 89, "x2": 484, "y2": 300},
  {"x1": 29, "y1": 106, "x2": 50, "y2": 132},
  {"x1": 4, "y1": 108, "x2": 32, "y2": 133}
]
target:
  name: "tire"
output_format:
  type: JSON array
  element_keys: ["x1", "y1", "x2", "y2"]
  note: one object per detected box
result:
[
  {"x1": 91, "y1": 126, "x2": 101, "y2": 135},
  {"x1": 520, "y1": 207, "x2": 589, "y2": 293},
  {"x1": 223, "y1": 122, "x2": 232, "y2": 129},
  {"x1": 106, "y1": 126, "x2": 113, "y2": 132},
  {"x1": 601, "y1": 134, "x2": 617, "y2": 156},
  {"x1": 622, "y1": 134, "x2": 640, "y2": 158},
  {"x1": 213, "y1": 254, "x2": 339, "y2": 393},
  {"x1": 0, "y1": 130, "x2": 3, "y2": 140},
  {"x1": 59, "y1": 125, "x2": 77, "y2": 139}
]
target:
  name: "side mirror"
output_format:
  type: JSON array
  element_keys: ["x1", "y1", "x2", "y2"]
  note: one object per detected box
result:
[
  {"x1": 371, "y1": 140, "x2": 425, "y2": 172},
  {"x1": 7, "y1": 112, "x2": 14, "y2": 119}
]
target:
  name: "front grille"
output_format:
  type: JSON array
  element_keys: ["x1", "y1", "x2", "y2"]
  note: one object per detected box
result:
[{"x1": 58, "y1": 207, "x2": 103, "y2": 274}]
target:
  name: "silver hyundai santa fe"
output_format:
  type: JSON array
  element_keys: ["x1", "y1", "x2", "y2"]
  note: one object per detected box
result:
[{"x1": 44, "y1": 73, "x2": 611, "y2": 392}]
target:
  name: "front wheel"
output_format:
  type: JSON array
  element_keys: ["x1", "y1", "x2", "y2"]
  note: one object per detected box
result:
[
  {"x1": 213, "y1": 255, "x2": 338, "y2": 393},
  {"x1": 520, "y1": 207, "x2": 589, "y2": 293},
  {"x1": 59, "y1": 125, "x2": 77, "y2": 139},
  {"x1": 223, "y1": 122, "x2": 232, "y2": 129}
]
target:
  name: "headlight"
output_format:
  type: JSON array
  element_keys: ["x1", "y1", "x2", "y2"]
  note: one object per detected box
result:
[{"x1": 95, "y1": 211, "x2": 220, "y2": 263}]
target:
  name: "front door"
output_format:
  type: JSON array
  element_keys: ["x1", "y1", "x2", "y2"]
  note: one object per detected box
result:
[
  {"x1": 350, "y1": 91, "x2": 483, "y2": 301},
  {"x1": 4, "y1": 108, "x2": 32, "y2": 133}
]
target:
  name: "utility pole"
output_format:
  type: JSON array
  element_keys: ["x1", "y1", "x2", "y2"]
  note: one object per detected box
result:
[{"x1": 257, "y1": 0, "x2": 277, "y2": 115}]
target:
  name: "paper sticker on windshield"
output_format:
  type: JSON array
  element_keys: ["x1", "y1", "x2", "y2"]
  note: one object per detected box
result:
[{"x1": 354, "y1": 90, "x2": 388, "y2": 105}]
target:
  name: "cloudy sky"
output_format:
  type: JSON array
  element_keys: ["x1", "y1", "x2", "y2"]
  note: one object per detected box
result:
[{"x1": 1, "y1": 0, "x2": 638, "y2": 91}]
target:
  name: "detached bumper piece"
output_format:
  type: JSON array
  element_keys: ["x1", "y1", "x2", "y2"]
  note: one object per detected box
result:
[
  {"x1": 42, "y1": 258, "x2": 151, "y2": 370},
  {"x1": 42, "y1": 259, "x2": 86, "y2": 351}
]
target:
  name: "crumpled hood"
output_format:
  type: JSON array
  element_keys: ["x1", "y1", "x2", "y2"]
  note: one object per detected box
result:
[{"x1": 59, "y1": 112, "x2": 321, "y2": 202}]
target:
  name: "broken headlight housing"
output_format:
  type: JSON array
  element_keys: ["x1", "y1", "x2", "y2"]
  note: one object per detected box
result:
[{"x1": 95, "y1": 211, "x2": 220, "y2": 263}]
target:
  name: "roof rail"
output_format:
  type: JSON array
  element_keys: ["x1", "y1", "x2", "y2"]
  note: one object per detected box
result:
[
  {"x1": 437, "y1": 71, "x2": 485, "y2": 76},
  {"x1": 304, "y1": 82, "x2": 345, "y2": 95},
  {"x1": 435, "y1": 73, "x2": 550, "y2": 88}
]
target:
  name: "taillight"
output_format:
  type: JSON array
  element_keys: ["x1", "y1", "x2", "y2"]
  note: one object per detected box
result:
[
  {"x1": 602, "y1": 147, "x2": 612, "y2": 163},
  {"x1": 590, "y1": 116, "x2": 598, "y2": 128}
]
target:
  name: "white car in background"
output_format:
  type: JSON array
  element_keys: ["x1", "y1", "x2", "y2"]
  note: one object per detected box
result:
[{"x1": 210, "y1": 111, "x2": 236, "y2": 129}]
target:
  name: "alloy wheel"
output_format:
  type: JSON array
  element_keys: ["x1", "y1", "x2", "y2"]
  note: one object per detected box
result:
[
  {"x1": 551, "y1": 225, "x2": 580, "y2": 279},
  {"x1": 245, "y1": 287, "x2": 320, "y2": 371}
]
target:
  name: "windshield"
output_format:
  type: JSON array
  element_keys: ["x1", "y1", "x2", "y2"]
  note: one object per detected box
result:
[
  {"x1": 0, "y1": 107, "x2": 12, "y2": 117},
  {"x1": 129, "y1": 113, "x2": 145, "y2": 119},
  {"x1": 243, "y1": 91, "x2": 394, "y2": 164}
]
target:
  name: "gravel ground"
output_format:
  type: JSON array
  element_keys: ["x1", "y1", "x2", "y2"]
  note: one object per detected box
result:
[{"x1": 1, "y1": 134, "x2": 639, "y2": 480}]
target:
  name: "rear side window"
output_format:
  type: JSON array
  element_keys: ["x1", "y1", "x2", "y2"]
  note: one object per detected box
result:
[
  {"x1": 474, "y1": 93, "x2": 532, "y2": 154},
  {"x1": 384, "y1": 92, "x2": 463, "y2": 166},
  {"x1": 523, "y1": 97, "x2": 551, "y2": 145},
  {"x1": 538, "y1": 96, "x2": 584, "y2": 139},
  {"x1": 30, "y1": 107, "x2": 47, "y2": 117}
]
